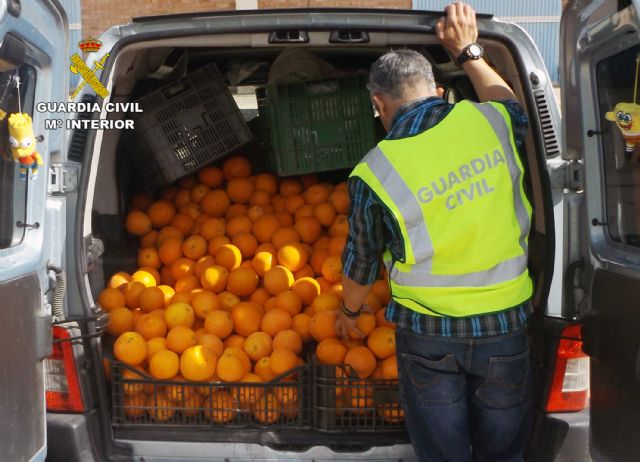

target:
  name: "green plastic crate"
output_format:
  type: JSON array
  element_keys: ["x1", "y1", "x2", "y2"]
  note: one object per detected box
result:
[{"x1": 257, "y1": 74, "x2": 376, "y2": 176}]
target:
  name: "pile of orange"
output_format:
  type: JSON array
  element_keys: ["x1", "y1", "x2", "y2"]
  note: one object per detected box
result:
[{"x1": 101, "y1": 154, "x2": 398, "y2": 424}]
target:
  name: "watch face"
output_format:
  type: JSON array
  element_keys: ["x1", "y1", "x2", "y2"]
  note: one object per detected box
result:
[{"x1": 468, "y1": 44, "x2": 482, "y2": 58}]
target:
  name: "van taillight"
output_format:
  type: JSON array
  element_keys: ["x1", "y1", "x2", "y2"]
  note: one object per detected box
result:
[
  {"x1": 44, "y1": 326, "x2": 84, "y2": 412},
  {"x1": 545, "y1": 324, "x2": 589, "y2": 413}
]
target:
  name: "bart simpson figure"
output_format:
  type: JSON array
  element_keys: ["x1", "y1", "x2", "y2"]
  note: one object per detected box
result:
[
  {"x1": 606, "y1": 102, "x2": 640, "y2": 158},
  {"x1": 8, "y1": 112, "x2": 42, "y2": 180}
]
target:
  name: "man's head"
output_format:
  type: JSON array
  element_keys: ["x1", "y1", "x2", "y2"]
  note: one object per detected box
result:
[{"x1": 368, "y1": 50, "x2": 437, "y2": 131}]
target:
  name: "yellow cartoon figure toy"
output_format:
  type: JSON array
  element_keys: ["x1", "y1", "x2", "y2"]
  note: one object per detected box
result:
[
  {"x1": 8, "y1": 112, "x2": 42, "y2": 180},
  {"x1": 606, "y1": 53, "x2": 640, "y2": 160}
]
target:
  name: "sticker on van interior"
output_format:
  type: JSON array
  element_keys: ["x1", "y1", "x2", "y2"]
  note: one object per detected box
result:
[{"x1": 606, "y1": 53, "x2": 640, "y2": 160}]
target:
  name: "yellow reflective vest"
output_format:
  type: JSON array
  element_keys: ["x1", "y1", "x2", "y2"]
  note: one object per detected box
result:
[{"x1": 350, "y1": 100, "x2": 533, "y2": 317}]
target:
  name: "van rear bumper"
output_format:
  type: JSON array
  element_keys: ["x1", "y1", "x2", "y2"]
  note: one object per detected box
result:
[
  {"x1": 530, "y1": 409, "x2": 590, "y2": 461},
  {"x1": 46, "y1": 412, "x2": 101, "y2": 462}
]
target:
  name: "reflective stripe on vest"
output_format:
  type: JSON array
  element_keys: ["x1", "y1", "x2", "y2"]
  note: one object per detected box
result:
[{"x1": 350, "y1": 101, "x2": 533, "y2": 317}]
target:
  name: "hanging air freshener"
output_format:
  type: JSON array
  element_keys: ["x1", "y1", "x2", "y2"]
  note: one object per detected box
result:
[
  {"x1": 606, "y1": 53, "x2": 640, "y2": 160},
  {"x1": 7, "y1": 75, "x2": 42, "y2": 180}
]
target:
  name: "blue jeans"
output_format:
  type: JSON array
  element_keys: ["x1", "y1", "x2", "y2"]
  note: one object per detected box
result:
[{"x1": 396, "y1": 325, "x2": 532, "y2": 462}]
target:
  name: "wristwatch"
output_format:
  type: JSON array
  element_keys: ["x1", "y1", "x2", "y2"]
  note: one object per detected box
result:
[{"x1": 456, "y1": 42, "x2": 484, "y2": 65}]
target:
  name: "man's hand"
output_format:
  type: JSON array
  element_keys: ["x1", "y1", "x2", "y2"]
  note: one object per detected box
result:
[
  {"x1": 435, "y1": 2, "x2": 478, "y2": 57},
  {"x1": 335, "y1": 305, "x2": 373, "y2": 341}
]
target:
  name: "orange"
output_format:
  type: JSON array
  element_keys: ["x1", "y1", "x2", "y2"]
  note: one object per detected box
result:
[
  {"x1": 173, "y1": 188, "x2": 192, "y2": 208},
  {"x1": 123, "y1": 393, "x2": 147, "y2": 419},
  {"x1": 158, "y1": 236, "x2": 183, "y2": 266},
  {"x1": 130, "y1": 308, "x2": 144, "y2": 324},
  {"x1": 251, "y1": 251, "x2": 274, "y2": 277},
  {"x1": 231, "y1": 302, "x2": 263, "y2": 337},
  {"x1": 285, "y1": 194, "x2": 305, "y2": 214},
  {"x1": 227, "y1": 177, "x2": 254, "y2": 204},
  {"x1": 180, "y1": 345, "x2": 217, "y2": 381},
  {"x1": 146, "y1": 337, "x2": 168, "y2": 362},
  {"x1": 316, "y1": 338, "x2": 348, "y2": 365},
  {"x1": 215, "y1": 244, "x2": 242, "y2": 271},
  {"x1": 183, "y1": 392, "x2": 205, "y2": 417},
  {"x1": 114, "y1": 331, "x2": 147, "y2": 366},
  {"x1": 194, "y1": 255, "x2": 217, "y2": 278},
  {"x1": 171, "y1": 213, "x2": 195, "y2": 235},
  {"x1": 218, "y1": 291, "x2": 241, "y2": 312},
  {"x1": 130, "y1": 192, "x2": 154, "y2": 211},
  {"x1": 294, "y1": 264, "x2": 315, "y2": 280},
  {"x1": 199, "y1": 218, "x2": 225, "y2": 241},
  {"x1": 157, "y1": 225, "x2": 184, "y2": 244},
  {"x1": 191, "y1": 291, "x2": 220, "y2": 319},
  {"x1": 140, "y1": 230, "x2": 159, "y2": 248},
  {"x1": 303, "y1": 183, "x2": 330, "y2": 205},
  {"x1": 275, "y1": 210, "x2": 294, "y2": 227},
  {"x1": 321, "y1": 254, "x2": 343, "y2": 283},
  {"x1": 294, "y1": 204, "x2": 314, "y2": 220},
  {"x1": 329, "y1": 188, "x2": 350, "y2": 214},
  {"x1": 200, "y1": 189, "x2": 230, "y2": 218},
  {"x1": 272, "y1": 329, "x2": 302, "y2": 355},
  {"x1": 312, "y1": 236, "x2": 331, "y2": 252},
  {"x1": 271, "y1": 227, "x2": 300, "y2": 250},
  {"x1": 216, "y1": 349, "x2": 246, "y2": 382},
  {"x1": 348, "y1": 382, "x2": 374, "y2": 412},
  {"x1": 204, "y1": 310, "x2": 234, "y2": 339},
  {"x1": 222, "y1": 155, "x2": 252, "y2": 180},
  {"x1": 197, "y1": 166, "x2": 224, "y2": 188},
  {"x1": 329, "y1": 214, "x2": 349, "y2": 237},
  {"x1": 137, "y1": 286, "x2": 166, "y2": 313},
  {"x1": 247, "y1": 205, "x2": 267, "y2": 222},
  {"x1": 377, "y1": 405, "x2": 404, "y2": 424},
  {"x1": 180, "y1": 202, "x2": 202, "y2": 221},
  {"x1": 226, "y1": 215, "x2": 252, "y2": 237},
  {"x1": 174, "y1": 274, "x2": 200, "y2": 293},
  {"x1": 160, "y1": 267, "x2": 176, "y2": 287},
  {"x1": 292, "y1": 277, "x2": 321, "y2": 306},
  {"x1": 163, "y1": 374, "x2": 196, "y2": 401},
  {"x1": 277, "y1": 243, "x2": 309, "y2": 272},
  {"x1": 254, "y1": 172, "x2": 278, "y2": 195},
  {"x1": 182, "y1": 235, "x2": 208, "y2": 260},
  {"x1": 148, "y1": 349, "x2": 179, "y2": 379},
  {"x1": 225, "y1": 203, "x2": 248, "y2": 220},
  {"x1": 329, "y1": 282, "x2": 343, "y2": 299},
  {"x1": 232, "y1": 232, "x2": 258, "y2": 258},
  {"x1": 148, "y1": 200, "x2": 176, "y2": 228},
  {"x1": 313, "y1": 202, "x2": 336, "y2": 227},
  {"x1": 371, "y1": 279, "x2": 392, "y2": 306},
  {"x1": 311, "y1": 292, "x2": 340, "y2": 313},
  {"x1": 244, "y1": 331, "x2": 273, "y2": 361},
  {"x1": 292, "y1": 313, "x2": 312, "y2": 343},
  {"x1": 309, "y1": 310, "x2": 337, "y2": 342},
  {"x1": 225, "y1": 346, "x2": 252, "y2": 374},
  {"x1": 328, "y1": 235, "x2": 347, "y2": 256},
  {"x1": 274, "y1": 290, "x2": 302, "y2": 316},
  {"x1": 126, "y1": 210, "x2": 152, "y2": 236},
  {"x1": 249, "y1": 189, "x2": 272, "y2": 207},
  {"x1": 249, "y1": 287, "x2": 271, "y2": 306},
  {"x1": 171, "y1": 290, "x2": 193, "y2": 305},
  {"x1": 382, "y1": 355, "x2": 398, "y2": 380},
  {"x1": 344, "y1": 346, "x2": 377, "y2": 379},
  {"x1": 350, "y1": 313, "x2": 376, "y2": 339},
  {"x1": 121, "y1": 366, "x2": 151, "y2": 395},
  {"x1": 364, "y1": 291, "x2": 383, "y2": 312},
  {"x1": 269, "y1": 348, "x2": 298, "y2": 376},
  {"x1": 147, "y1": 392, "x2": 176, "y2": 422},
  {"x1": 169, "y1": 258, "x2": 194, "y2": 281},
  {"x1": 294, "y1": 216, "x2": 322, "y2": 244},
  {"x1": 310, "y1": 248, "x2": 329, "y2": 276},
  {"x1": 226, "y1": 267, "x2": 259, "y2": 297},
  {"x1": 98, "y1": 287, "x2": 126, "y2": 312},
  {"x1": 108, "y1": 307, "x2": 135, "y2": 336},
  {"x1": 197, "y1": 333, "x2": 224, "y2": 357},
  {"x1": 131, "y1": 269, "x2": 158, "y2": 288},
  {"x1": 223, "y1": 334, "x2": 246, "y2": 349},
  {"x1": 208, "y1": 235, "x2": 231, "y2": 256},
  {"x1": 263, "y1": 266, "x2": 294, "y2": 296},
  {"x1": 108, "y1": 271, "x2": 131, "y2": 289},
  {"x1": 233, "y1": 373, "x2": 265, "y2": 409},
  {"x1": 164, "y1": 302, "x2": 195, "y2": 329},
  {"x1": 252, "y1": 392, "x2": 281, "y2": 424},
  {"x1": 264, "y1": 297, "x2": 277, "y2": 312},
  {"x1": 367, "y1": 326, "x2": 396, "y2": 360},
  {"x1": 166, "y1": 325, "x2": 197, "y2": 354},
  {"x1": 279, "y1": 178, "x2": 302, "y2": 197},
  {"x1": 252, "y1": 214, "x2": 281, "y2": 244},
  {"x1": 376, "y1": 308, "x2": 396, "y2": 329},
  {"x1": 316, "y1": 277, "x2": 333, "y2": 294},
  {"x1": 205, "y1": 390, "x2": 236, "y2": 423},
  {"x1": 200, "y1": 265, "x2": 229, "y2": 293},
  {"x1": 261, "y1": 308, "x2": 292, "y2": 337},
  {"x1": 136, "y1": 247, "x2": 160, "y2": 270},
  {"x1": 134, "y1": 313, "x2": 167, "y2": 340},
  {"x1": 254, "y1": 357, "x2": 275, "y2": 382},
  {"x1": 190, "y1": 183, "x2": 210, "y2": 204}
]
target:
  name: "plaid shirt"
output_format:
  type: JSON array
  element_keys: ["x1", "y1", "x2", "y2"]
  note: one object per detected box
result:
[{"x1": 343, "y1": 96, "x2": 532, "y2": 337}]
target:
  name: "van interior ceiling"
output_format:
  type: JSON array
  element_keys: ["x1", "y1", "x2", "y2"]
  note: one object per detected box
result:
[{"x1": 88, "y1": 32, "x2": 544, "y2": 301}]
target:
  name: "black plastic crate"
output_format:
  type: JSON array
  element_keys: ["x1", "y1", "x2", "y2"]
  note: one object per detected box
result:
[
  {"x1": 313, "y1": 363, "x2": 406, "y2": 432},
  {"x1": 256, "y1": 74, "x2": 375, "y2": 176},
  {"x1": 111, "y1": 361, "x2": 311, "y2": 430},
  {"x1": 127, "y1": 64, "x2": 252, "y2": 190}
]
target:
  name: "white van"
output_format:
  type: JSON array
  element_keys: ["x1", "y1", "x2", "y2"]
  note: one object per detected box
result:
[{"x1": 1, "y1": 1, "x2": 638, "y2": 460}]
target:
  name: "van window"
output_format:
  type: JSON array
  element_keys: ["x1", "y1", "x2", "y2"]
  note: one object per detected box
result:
[
  {"x1": 596, "y1": 44, "x2": 640, "y2": 247},
  {"x1": 0, "y1": 66, "x2": 36, "y2": 249}
]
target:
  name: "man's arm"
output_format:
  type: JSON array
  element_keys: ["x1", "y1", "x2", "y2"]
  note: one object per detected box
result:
[{"x1": 436, "y1": 2, "x2": 516, "y2": 102}]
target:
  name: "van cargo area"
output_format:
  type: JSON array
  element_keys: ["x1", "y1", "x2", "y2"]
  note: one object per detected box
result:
[{"x1": 72, "y1": 24, "x2": 561, "y2": 460}]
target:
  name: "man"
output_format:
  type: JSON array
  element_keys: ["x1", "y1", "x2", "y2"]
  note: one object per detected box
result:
[{"x1": 336, "y1": 3, "x2": 532, "y2": 461}]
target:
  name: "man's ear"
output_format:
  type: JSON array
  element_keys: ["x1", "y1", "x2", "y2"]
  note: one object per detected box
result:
[{"x1": 371, "y1": 93, "x2": 387, "y2": 118}]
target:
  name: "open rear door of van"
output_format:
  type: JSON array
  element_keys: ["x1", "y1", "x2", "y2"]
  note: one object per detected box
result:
[
  {"x1": 561, "y1": 1, "x2": 640, "y2": 460},
  {"x1": 0, "y1": 1, "x2": 69, "y2": 461}
]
